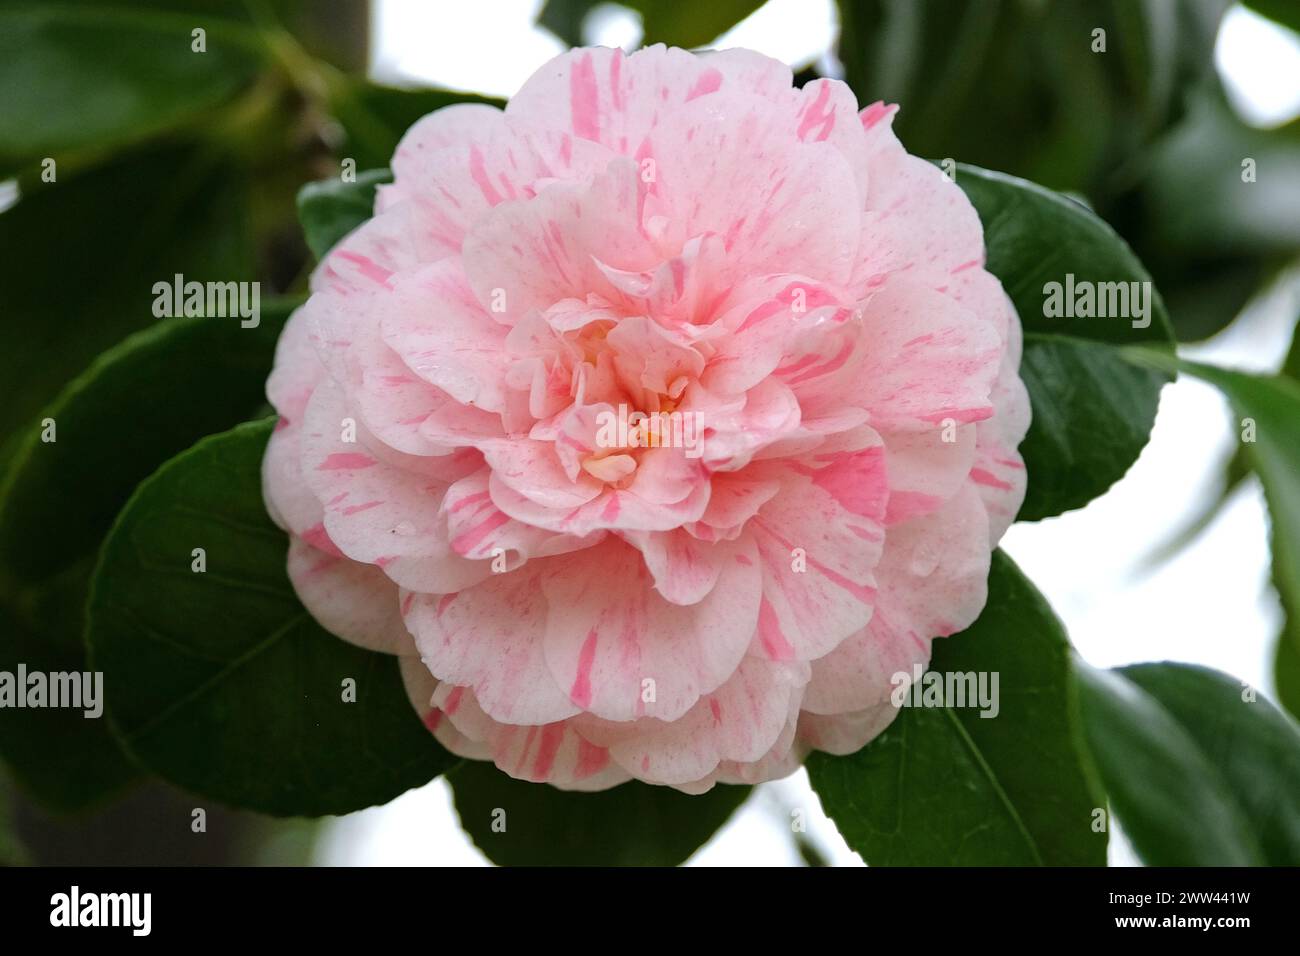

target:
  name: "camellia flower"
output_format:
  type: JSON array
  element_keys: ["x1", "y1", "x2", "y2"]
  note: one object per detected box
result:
[{"x1": 262, "y1": 45, "x2": 1030, "y2": 792}]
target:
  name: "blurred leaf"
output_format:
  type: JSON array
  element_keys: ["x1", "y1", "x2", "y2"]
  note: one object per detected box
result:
[
  {"x1": 450, "y1": 761, "x2": 749, "y2": 866},
  {"x1": 1077, "y1": 661, "x2": 1300, "y2": 865},
  {"x1": 86, "y1": 420, "x2": 456, "y2": 816},
  {"x1": 0, "y1": 4, "x2": 265, "y2": 171},
  {"x1": 836, "y1": 0, "x2": 1228, "y2": 196},
  {"x1": 0, "y1": 301, "x2": 295, "y2": 591},
  {"x1": 1131, "y1": 347, "x2": 1300, "y2": 721},
  {"x1": 795, "y1": 832, "x2": 830, "y2": 867},
  {"x1": 637, "y1": 0, "x2": 765, "y2": 47},
  {"x1": 1277, "y1": 631, "x2": 1300, "y2": 721},
  {"x1": 538, "y1": 0, "x2": 764, "y2": 48},
  {"x1": 808, "y1": 551, "x2": 1107, "y2": 866},
  {"x1": 0, "y1": 770, "x2": 29, "y2": 864},
  {"x1": 1135, "y1": 355, "x2": 1300, "y2": 652},
  {"x1": 1138, "y1": 97, "x2": 1300, "y2": 255},
  {"x1": 536, "y1": 0, "x2": 589, "y2": 46},
  {"x1": 329, "y1": 81, "x2": 503, "y2": 170},
  {"x1": 0, "y1": 301, "x2": 296, "y2": 810},
  {"x1": 0, "y1": 560, "x2": 142, "y2": 812},
  {"x1": 958, "y1": 164, "x2": 1174, "y2": 519},
  {"x1": 10, "y1": 0, "x2": 371, "y2": 71},
  {"x1": 297, "y1": 168, "x2": 390, "y2": 260},
  {"x1": 835, "y1": 0, "x2": 1292, "y2": 343},
  {"x1": 0, "y1": 143, "x2": 253, "y2": 452},
  {"x1": 1243, "y1": 0, "x2": 1300, "y2": 33},
  {"x1": 1105, "y1": 91, "x2": 1300, "y2": 340}
]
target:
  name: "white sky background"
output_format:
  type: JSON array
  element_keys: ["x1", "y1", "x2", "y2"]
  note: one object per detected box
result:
[{"x1": 318, "y1": 1, "x2": 1300, "y2": 867}]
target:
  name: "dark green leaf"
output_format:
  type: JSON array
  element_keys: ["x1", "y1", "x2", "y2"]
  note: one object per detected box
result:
[
  {"x1": 0, "y1": 301, "x2": 296, "y2": 811},
  {"x1": 0, "y1": 768, "x2": 29, "y2": 864},
  {"x1": 836, "y1": 0, "x2": 1227, "y2": 196},
  {"x1": 329, "y1": 81, "x2": 503, "y2": 171},
  {"x1": 1076, "y1": 661, "x2": 1300, "y2": 865},
  {"x1": 86, "y1": 420, "x2": 456, "y2": 816},
  {"x1": 538, "y1": 0, "x2": 764, "y2": 48},
  {"x1": 1132, "y1": 355, "x2": 1300, "y2": 654},
  {"x1": 958, "y1": 164, "x2": 1175, "y2": 519},
  {"x1": 1243, "y1": 0, "x2": 1300, "y2": 34},
  {"x1": 807, "y1": 551, "x2": 1107, "y2": 865},
  {"x1": 0, "y1": 559, "x2": 141, "y2": 812},
  {"x1": 449, "y1": 760, "x2": 749, "y2": 866},
  {"x1": 0, "y1": 4, "x2": 264, "y2": 170},
  {"x1": 1277, "y1": 632, "x2": 1300, "y2": 722},
  {"x1": 0, "y1": 143, "x2": 253, "y2": 450},
  {"x1": 0, "y1": 300, "x2": 295, "y2": 590},
  {"x1": 297, "y1": 169, "x2": 390, "y2": 260}
]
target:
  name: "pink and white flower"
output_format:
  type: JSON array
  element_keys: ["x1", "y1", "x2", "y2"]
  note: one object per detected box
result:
[{"x1": 262, "y1": 45, "x2": 1030, "y2": 792}]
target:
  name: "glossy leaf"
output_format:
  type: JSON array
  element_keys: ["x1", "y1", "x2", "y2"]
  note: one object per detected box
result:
[
  {"x1": 807, "y1": 551, "x2": 1107, "y2": 866},
  {"x1": 1131, "y1": 353, "x2": 1300, "y2": 724},
  {"x1": 86, "y1": 420, "x2": 456, "y2": 816},
  {"x1": 0, "y1": 301, "x2": 295, "y2": 590},
  {"x1": 0, "y1": 559, "x2": 141, "y2": 811},
  {"x1": 0, "y1": 144, "x2": 253, "y2": 450},
  {"x1": 450, "y1": 761, "x2": 750, "y2": 866},
  {"x1": 959, "y1": 164, "x2": 1175, "y2": 519},
  {"x1": 1077, "y1": 661, "x2": 1300, "y2": 865},
  {"x1": 297, "y1": 169, "x2": 390, "y2": 260}
]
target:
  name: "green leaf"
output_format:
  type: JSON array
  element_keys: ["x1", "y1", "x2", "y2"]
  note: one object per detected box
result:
[
  {"x1": 0, "y1": 297, "x2": 294, "y2": 812},
  {"x1": 1130, "y1": 354, "x2": 1300, "y2": 725},
  {"x1": 835, "y1": 0, "x2": 1269, "y2": 343},
  {"x1": 329, "y1": 81, "x2": 503, "y2": 171},
  {"x1": 0, "y1": 300, "x2": 295, "y2": 590},
  {"x1": 836, "y1": 0, "x2": 1226, "y2": 197},
  {"x1": 807, "y1": 551, "x2": 1107, "y2": 866},
  {"x1": 1243, "y1": 0, "x2": 1300, "y2": 34},
  {"x1": 1076, "y1": 661, "x2": 1300, "y2": 865},
  {"x1": 449, "y1": 761, "x2": 749, "y2": 866},
  {"x1": 0, "y1": 143, "x2": 253, "y2": 451},
  {"x1": 0, "y1": 559, "x2": 141, "y2": 812},
  {"x1": 86, "y1": 420, "x2": 456, "y2": 816},
  {"x1": 1277, "y1": 632, "x2": 1300, "y2": 722},
  {"x1": 297, "y1": 169, "x2": 391, "y2": 260},
  {"x1": 0, "y1": 4, "x2": 264, "y2": 170},
  {"x1": 538, "y1": 0, "x2": 764, "y2": 48},
  {"x1": 0, "y1": 768, "x2": 29, "y2": 865},
  {"x1": 958, "y1": 164, "x2": 1175, "y2": 519}
]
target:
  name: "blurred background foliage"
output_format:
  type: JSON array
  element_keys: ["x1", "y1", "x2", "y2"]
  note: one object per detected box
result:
[{"x1": 0, "y1": 0, "x2": 1297, "y2": 864}]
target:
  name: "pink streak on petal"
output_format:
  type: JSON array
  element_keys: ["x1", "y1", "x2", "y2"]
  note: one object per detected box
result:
[
  {"x1": 451, "y1": 509, "x2": 510, "y2": 555},
  {"x1": 970, "y1": 467, "x2": 1013, "y2": 490},
  {"x1": 319, "y1": 452, "x2": 377, "y2": 470},
  {"x1": 532, "y1": 723, "x2": 565, "y2": 779},
  {"x1": 758, "y1": 597, "x2": 796, "y2": 661},
  {"x1": 302, "y1": 523, "x2": 345, "y2": 558},
  {"x1": 570, "y1": 628, "x2": 599, "y2": 708},
  {"x1": 575, "y1": 737, "x2": 611, "y2": 778},
  {"x1": 570, "y1": 52, "x2": 600, "y2": 141},
  {"x1": 468, "y1": 146, "x2": 503, "y2": 206},
  {"x1": 685, "y1": 67, "x2": 723, "y2": 101}
]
